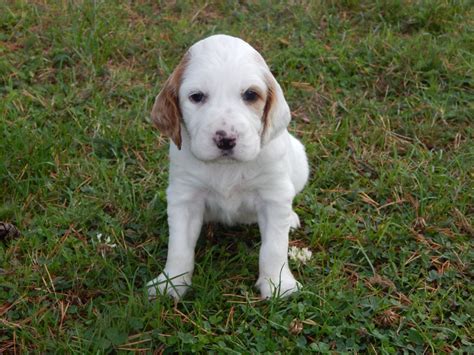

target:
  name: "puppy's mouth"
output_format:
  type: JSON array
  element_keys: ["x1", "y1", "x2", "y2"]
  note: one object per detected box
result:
[
  {"x1": 213, "y1": 151, "x2": 238, "y2": 163},
  {"x1": 189, "y1": 146, "x2": 240, "y2": 164},
  {"x1": 221, "y1": 150, "x2": 234, "y2": 157}
]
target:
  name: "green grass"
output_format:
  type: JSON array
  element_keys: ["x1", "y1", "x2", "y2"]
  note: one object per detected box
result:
[{"x1": 1, "y1": 0, "x2": 473, "y2": 353}]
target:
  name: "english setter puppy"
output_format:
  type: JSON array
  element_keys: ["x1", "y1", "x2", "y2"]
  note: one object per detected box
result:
[{"x1": 147, "y1": 34, "x2": 309, "y2": 300}]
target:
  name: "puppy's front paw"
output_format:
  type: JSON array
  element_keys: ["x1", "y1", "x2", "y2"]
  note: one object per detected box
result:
[
  {"x1": 147, "y1": 272, "x2": 191, "y2": 301},
  {"x1": 256, "y1": 274, "x2": 301, "y2": 299}
]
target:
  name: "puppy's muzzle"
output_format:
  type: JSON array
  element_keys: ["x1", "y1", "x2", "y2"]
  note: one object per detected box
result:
[{"x1": 213, "y1": 130, "x2": 236, "y2": 151}]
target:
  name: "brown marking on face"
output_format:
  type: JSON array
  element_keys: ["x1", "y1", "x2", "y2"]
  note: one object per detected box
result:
[{"x1": 151, "y1": 52, "x2": 190, "y2": 149}]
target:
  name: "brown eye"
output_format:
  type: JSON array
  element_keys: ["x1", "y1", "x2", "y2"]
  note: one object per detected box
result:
[
  {"x1": 242, "y1": 89, "x2": 258, "y2": 102},
  {"x1": 189, "y1": 92, "x2": 205, "y2": 103}
]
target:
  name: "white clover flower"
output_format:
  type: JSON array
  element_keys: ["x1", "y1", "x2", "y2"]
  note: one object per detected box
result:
[
  {"x1": 104, "y1": 235, "x2": 117, "y2": 248},
  {"x1": 95, "y1": 233, "x2": 117, "y2": 248},
  {"x1": 94, "y1": 233, "x2": 117, "y2": 257},
  {"x1": 288, "y1": 246, "x2": 312, "y2": 265}
]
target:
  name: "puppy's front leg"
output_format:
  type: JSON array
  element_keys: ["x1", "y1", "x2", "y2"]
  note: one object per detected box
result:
[
  {"x1": 147, "y1": 186, "x2": 204, "y2": 300},
  {"x1": 256, "y1": 196, "x2": 300, "y2": 299}
]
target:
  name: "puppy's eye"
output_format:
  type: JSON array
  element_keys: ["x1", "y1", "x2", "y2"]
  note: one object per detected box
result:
[
  {"x1": 242, "y1": 89, "x2": 259, "y2": 103},
  {"x1": 189, "y1": 92, "x2": 205, "y2": 103}
]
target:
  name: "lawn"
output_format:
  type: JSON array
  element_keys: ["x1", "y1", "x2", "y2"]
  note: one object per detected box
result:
[{"x1": 1, "y1": 1, "x2": 473, "y2": 353}]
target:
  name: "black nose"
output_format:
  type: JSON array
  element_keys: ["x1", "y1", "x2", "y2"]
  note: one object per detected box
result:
[
  {"x1": 216, "y1": 137, "x2": 236, "y2": 151},
  {"x1": 214, "y1": 130, "x2": 236, "y2": 151}
]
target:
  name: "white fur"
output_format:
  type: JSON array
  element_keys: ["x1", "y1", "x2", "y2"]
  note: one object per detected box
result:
[{"x1": 147, "y1": 35, "x2": 309, "y2": 300}]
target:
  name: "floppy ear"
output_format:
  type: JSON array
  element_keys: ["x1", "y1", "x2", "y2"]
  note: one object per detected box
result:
[
  {"x1": 151, "y1": 53, "x2": 190, "y2": 149},
  {"x1": 262, "y1": 71, "x2": 291, "y2": 144}
]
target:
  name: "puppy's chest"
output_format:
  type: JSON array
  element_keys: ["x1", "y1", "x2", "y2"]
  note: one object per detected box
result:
[{"x1": 202, "y1": 172, "x2": 261, "y2": 225}]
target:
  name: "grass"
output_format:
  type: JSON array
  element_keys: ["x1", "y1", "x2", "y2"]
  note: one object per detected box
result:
[{"x1": 1, "y1": 0, "x2": 473, "y2": 353}]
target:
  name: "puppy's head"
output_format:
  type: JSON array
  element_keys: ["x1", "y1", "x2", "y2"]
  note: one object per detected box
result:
[{"x1": 151, "y1": 34, "x2": 291, "y2": 162}]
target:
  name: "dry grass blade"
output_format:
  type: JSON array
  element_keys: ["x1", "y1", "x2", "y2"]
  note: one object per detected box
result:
[{"x1": 453, "y1": 208, "x2": 474, "y2": 237}]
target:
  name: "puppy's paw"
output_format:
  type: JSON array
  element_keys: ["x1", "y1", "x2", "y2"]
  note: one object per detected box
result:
[
  {"x1": 256, "y1": 274, "x2": 301, "y2": 299},
  {"x1": 289, "y1": 211, "x2": 300, "y2": 230},
  {"x1": 147, "y1": 272, "x2": 191, "y2": 301}
]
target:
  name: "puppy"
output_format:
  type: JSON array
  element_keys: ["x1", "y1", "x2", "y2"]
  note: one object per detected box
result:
[{"x1": 147, "y1": 34, "x2": 309, "y2": 300}]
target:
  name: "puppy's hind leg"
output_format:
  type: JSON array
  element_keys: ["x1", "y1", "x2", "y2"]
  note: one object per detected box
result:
[{"x1": 289, "y1": 210, "x2": 300, "y2": 230}]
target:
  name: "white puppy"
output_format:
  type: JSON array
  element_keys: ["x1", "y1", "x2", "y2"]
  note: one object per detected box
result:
[{"x1": 147, "y1": 34, "x2": 309, "y2": 300}]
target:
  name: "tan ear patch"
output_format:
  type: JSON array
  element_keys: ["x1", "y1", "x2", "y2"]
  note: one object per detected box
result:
[
  {"x1": 151, "y1": 52, "x2": 190, "y2": 149},
  {"x1": 262, "y1": 74, "x2": 276, "y2": 137}
]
